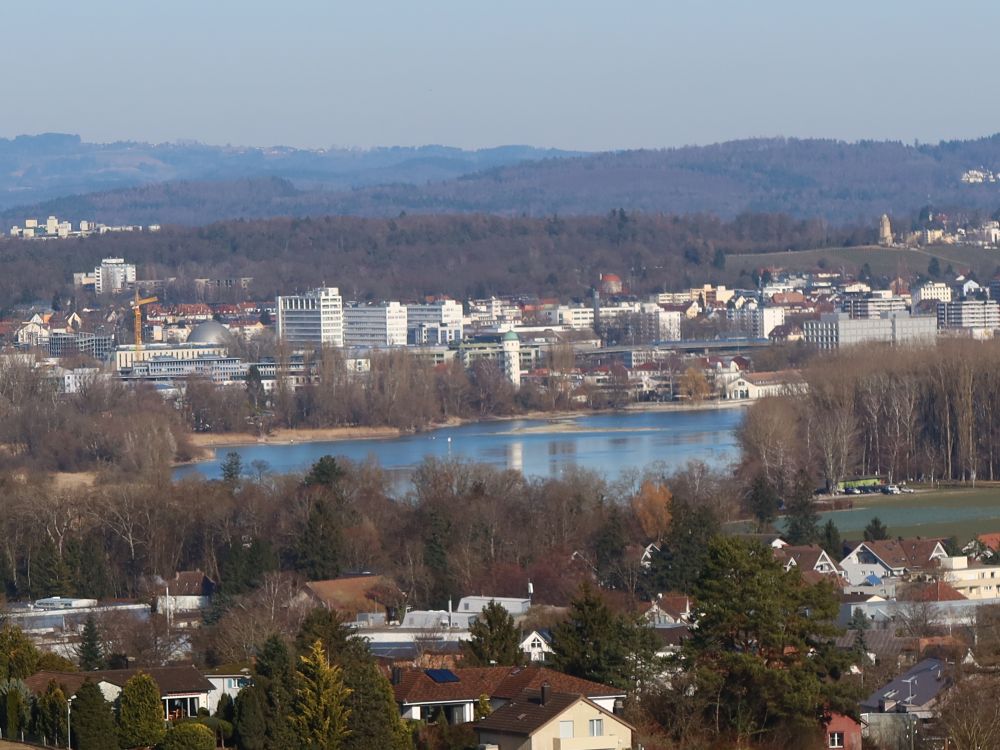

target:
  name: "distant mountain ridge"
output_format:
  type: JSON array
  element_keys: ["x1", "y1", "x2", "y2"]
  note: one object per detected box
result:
[
  {"x1": 0, "y1": 132, "x2": 584, "y2": 211},
  {"x1": 6, "y1": 133, "x2": 1000, "y2": 225}
]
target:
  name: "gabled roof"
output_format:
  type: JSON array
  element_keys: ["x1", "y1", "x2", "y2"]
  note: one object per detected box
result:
[
  {"x1": 26, "y1": 666, "x2": 213, "y2": 697},
  {"x1": 475, "y1": 689, "x2": 633, "y2": 737},
  {"x1": 844, "y1": 539, "x2": 947, "y2": 571},
  {"x1": 392, "y1": 666, "x2": 623, "y2": 706},
  {"x1": 300, "y1": 574, "x2": 396, "y2": 614},
  {"x1": 901, "y1": 580, "x2": 966, "y2": 603}
]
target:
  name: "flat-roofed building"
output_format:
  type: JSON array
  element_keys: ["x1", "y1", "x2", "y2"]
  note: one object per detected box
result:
[
  {"x1": 344, "y1": 301, "x2": 407, "y2": 348},
  {"x1": 276, "y1": 287, "x2": 344, "y2": 348}
]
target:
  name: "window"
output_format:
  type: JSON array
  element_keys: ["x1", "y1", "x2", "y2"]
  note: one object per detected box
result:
[
  {"x1": 829, "y1": 731, "x2": 845, "y2": 748},
  {"x1": 589, "y1": 718, "x2": 603, "y2": 737},
  {"x1": 559, "y1": 720, "x2": 573, "y2": 738}
]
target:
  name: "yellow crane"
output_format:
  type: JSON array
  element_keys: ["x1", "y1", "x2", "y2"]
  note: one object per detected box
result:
[{"x1": 130, "y1": 290, "x2": 158, "y2": 351}]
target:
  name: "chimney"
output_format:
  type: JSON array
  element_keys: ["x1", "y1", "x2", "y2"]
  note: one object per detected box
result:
[
  {"x1": 540, "y1": 682, "x2": 551, "y2": 706},
  {"x1": 391, "y1": 666, "x2": 402, "y2": 686}
]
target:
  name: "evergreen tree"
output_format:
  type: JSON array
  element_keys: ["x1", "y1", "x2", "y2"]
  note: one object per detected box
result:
[
  {"x1": 304, "y1": 456, "x2": 345, "y2": 488},
  {"x1": 214, "y1": 693, "x2": 235, "y2": 723},
  {"x1": 646, "y1": 498, "x2": 720, "y2": 594},
  {"x1": 293, "y1": 498, "x2": 342, "y2": 580},
  {"x1": 0, "y1": 624, "x2": 40, "y2": 680},
  {"x1": 71, "y1": 536, "x2": 113, "y2": 600},
  {"x1": 864, "y1": 516, "x2": 889, "y2": 542},
  {"x1": 33, "y1": 679, "x2": 67, "y2": 747},
  {"x1": 747, "y1": 474, "x2": 780, "y2": 529},
  {"x1": 294, "y1": 610, "x2": 411, "y2": 750},
  {"x1": 848, "y1": 608, "x2": 871, "y2": 661},
  {"x1": 552, "y1": 582, "x2": 658, "y2": 691},
  {"x1": 783, "y1": 473, "x2": 820, "y2": 545},
  {"x1": 463, "y1": 601, "x2": 522, "y2": 667},
  {"x1": 0, "y1": 678, "x2": 30, "y2": 742},
  {"x1": 233, "y1": 685, "x2": 268, "y2": 750},
  {"x1": 76, "y1": 615, "x2": 104, "y2": 671},
  {"x1": 593, "y1": 507, "x2": 627, "y2": 586},
  {"x1": 245, "y1": 635, "x2": 297, "y2": 749},
  {"x1": 820, "y1": 519, "x2": 843, "y2": 560},
  {"x1": 71, "y1": 680, "x2": 117, "y2": 750},
  {"x1": 681, "y1": 537, "x2": 856, "y2": 741},
  {"x1": 32, "y1": 539, "x2": 73, "y2": 598},
  {"x1": 160, "y1": 723, "x2": 216, "y2": 750},
  {"x1": 117, "y1": 672, "x2": 166, "y2": 749},
  {"x1": 221, "y1": 452, "x2": 243, "y2": 484},
  {"x1": 291, "y1": 640, "x2": 352, "y2": 750},
  {"x1": 219, "y1": 539, "x2": 277, "y2": 597},
  {"x1": 422, "y1": 509, "x2": 453, "y2": 606}
]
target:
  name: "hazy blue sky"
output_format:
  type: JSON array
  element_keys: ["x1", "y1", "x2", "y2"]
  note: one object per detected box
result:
[{"x1": 3, "y1": 1, "x2": 998, "y2": 151}]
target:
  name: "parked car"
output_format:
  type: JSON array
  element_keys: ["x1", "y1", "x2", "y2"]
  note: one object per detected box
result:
[{"x1": 882, "y1": 484, "x2": 901, "y2": 495}]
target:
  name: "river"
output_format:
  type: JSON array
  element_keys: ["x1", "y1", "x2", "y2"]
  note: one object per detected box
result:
[{"x1": 173, "y1": 406, "x2": 747, "y2": 482}]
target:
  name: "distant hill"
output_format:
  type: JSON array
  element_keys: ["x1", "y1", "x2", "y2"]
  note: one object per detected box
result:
[
  {"x1": 0, "y1": 133, "x2": 583, "y2": 211},
  {"x1": 7, "y1": 134, "x2": 1000, "y2": 225}
]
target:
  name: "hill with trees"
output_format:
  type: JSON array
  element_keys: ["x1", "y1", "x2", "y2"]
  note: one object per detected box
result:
[
  {"x1": 0, "y1": 211, "x2": 865, "y2": 309},
  {"x1": 9, "y1": 134, "x2": 1000, "y2": 224}
]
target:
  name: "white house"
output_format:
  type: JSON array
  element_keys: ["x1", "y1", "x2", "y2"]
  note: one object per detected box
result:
[
  {"x1": 520, "y1": 630, "x2": 555, "y2": 663},
  {"x1": 839, "y1": 539, "x2": 948, "y2": 586}
]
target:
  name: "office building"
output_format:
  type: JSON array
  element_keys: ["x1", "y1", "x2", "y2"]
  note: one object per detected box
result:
[
  {"x1": 344, "y1": 302, "x2": 408, "y2": 348},
  {"x1": 406, "y1": 300, "x2": 464, "y2": 344},
  {"x1": 804, "y1": 312, "x2": 937, "y2": 350},
  {"x1": 276, "y1": 287, "x2": 344, "y2": 348}
]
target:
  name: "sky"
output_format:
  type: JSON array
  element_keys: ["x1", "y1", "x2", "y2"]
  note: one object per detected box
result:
[{"x1": 3, "y1": 0, "x2": 999, "y2": 152}]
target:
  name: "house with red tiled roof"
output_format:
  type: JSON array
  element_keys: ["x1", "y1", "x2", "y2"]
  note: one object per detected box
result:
[
  {"x1": 390, "y1": 666, "x2": 625, "y2": 725},
  {"x1": 774, "y1": 545, "x2": 843, "y2": 579}
]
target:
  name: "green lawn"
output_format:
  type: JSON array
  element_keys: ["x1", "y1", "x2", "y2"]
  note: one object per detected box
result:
[
  {"x1": 727, "y1": 244, "x2": 1000, "y2": 281},
  {"x1": 817, "y1": 486, "x2": 1000, "y2": 543}
]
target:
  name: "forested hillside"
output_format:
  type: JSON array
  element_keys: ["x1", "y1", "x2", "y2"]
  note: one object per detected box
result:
[
  {"x1": 0, "y1": 212, "x2": 863, "y2": 307},
  {"x1": 9, "y1": 135, "x2": 1000, "y2": 225}
]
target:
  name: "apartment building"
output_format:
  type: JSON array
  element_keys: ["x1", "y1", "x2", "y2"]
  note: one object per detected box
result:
[
  {"x1": 94, "y1": 258, "x2": 137, "y2": 294},
  {"x1": 406, "y1": 300, "x2": 464, "y2": 344},
  {"x1": 912, "y1": 282, "x2": 953, "y2": 305},
  {"x1": 726, "y1": 306, "x2": 785, "y2": 338},
  {"x1": 842, "y1": 291, "x2": 907, "y2": 320},
  {"x1": 276, "y1": 287, "x2": 345, "y2": 347},
  {"x1": 937, "y1": 299, "x2": 1000, "y2": 330}
]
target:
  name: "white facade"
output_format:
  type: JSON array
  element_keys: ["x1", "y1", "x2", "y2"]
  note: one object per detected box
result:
[
  {"x1": 726, "y1": 306, "x2": 785, "y2": 338},
  {"x1": 344, "y1": 301, "x2": 408, "y2": 348},
  {"x1": 276, "y1": 287, "x2": 345, "y2": 348},
  {"x1": 938, "y1": 300, "x2": 1000, "y2": 330},
  {"x1": 94, "y1": 258, "x2": 136, "y2": 294},
  {"x1": 542, "y1": 305, "x2": 596, "y2": 330},
  {"x1": 939, "y1": 556, "x2": 1000, "y2": 600},
  {"x1": 912, "y1": 282, "x2": 952, "y2": 305},
  {"x1": 406, "y1": 300, "x2": 464, "y2": 344}
]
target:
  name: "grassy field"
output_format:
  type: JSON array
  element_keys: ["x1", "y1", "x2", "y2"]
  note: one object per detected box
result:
[
  {"x1": 817, "y1": 486, "x2": 1000, "y2": 542},
  {"x1": 727, "y1": 244, "x2": 1000, "y2": 280}
]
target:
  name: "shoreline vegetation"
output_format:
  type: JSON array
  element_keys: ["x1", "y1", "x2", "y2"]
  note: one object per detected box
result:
[{"x1": 180, "y1": 399, "x2": 750, "y2": 463}]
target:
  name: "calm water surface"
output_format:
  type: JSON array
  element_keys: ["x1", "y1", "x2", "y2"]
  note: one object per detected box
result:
[{"x1": 174, "y1": 406, "x2": 746, "y2": 482}]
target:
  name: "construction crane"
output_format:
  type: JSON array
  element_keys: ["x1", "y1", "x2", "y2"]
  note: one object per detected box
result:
[{"x1": 130, "y1": 290, "x2": 158, "y2": 351}]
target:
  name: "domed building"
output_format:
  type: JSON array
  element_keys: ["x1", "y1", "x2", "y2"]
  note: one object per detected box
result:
[{"x1": 186, "y1": 320, "x2": 232, "y2": 345}]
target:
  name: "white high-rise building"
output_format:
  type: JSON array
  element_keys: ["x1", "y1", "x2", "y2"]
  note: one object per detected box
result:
[
  {"x1": 276, "y1": 287, "x2": 344, "y2": 348},
  {"x1": 344, "y1": 301, "x2": 408, "y2": 348},
  {"x1": 94, "y1": 258, "x2": 137, "y2": 294},
  {"x1": 406, "y1": 300, "x2": 464, "y2": 344}
]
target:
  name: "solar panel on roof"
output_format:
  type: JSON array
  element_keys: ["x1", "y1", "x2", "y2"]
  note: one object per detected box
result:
[{"x1": 425, "y1": 669, "x2": 460, "y2": 683}]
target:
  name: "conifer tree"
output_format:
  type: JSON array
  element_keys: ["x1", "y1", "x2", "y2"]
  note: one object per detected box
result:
[
  {"x1": 0, "y1": 678, "x2": 30, "y2": 741},
  {"x1": 76, "y1": 615, "x2": 104, "y2": 671},
  {"x1": 463, "y1": 601, "x2": 521, "y2": 666},
  {"x1": 293, "y1": 498, "x2": 342, "y2": 580},
  {"x1": 33, "y1": 679, "x2": 67, "y2": 747},
  {"x1": 291, "y1": 640, "x2": 352, "y2": 750},
  {"x1": 159, "y1": 722, "x2": 215, "y2": 750},
  {"x1": 0, "y1": 624, "x2": 39, "y2": 680},
  {"x1": 117, "y1": 672, "x2": 166, "y2": 749},
  {"x1": 32, "y1": 539, "x2": 73, "y2": 598},
  {"x1": 71, "y1": 680, "x2": 117, "y2": 750},
  {"x1": 234, "y1": 635, "x2": 297, "y2": 750}
]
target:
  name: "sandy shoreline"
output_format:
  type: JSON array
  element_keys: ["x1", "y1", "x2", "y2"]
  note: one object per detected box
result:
[{"x1": 180, "y1": 400, "x2": 748, "y2": 462}]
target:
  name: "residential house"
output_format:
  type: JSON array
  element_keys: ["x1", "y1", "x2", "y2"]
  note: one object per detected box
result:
[
  {"x1": 475, "y1": 687, "x2": 634, "y2": 750},
  {"x1": 825, "y1": 712, "x2": 862, "y2": 750},
  {"x1": 520, "y1": 630, "x2": 554, "y2": 663},
  {"x1": 26, "y1": 666, "x2": 214, "y2": 721},
  {"x1": 839, "y1": 539, "x2": 948, "y2": 586},
  {"x1": 153, "y1": 570, "x2": 216, "y2": 615},
  {"x1": 935, "y1": 556, "x2": 1000, "y2": 600},
  {"x1": 860, "y1": 658, "x2": 950, "y2": 749},
  {"x1": 202, "y1": 664, "x2": 253, "y2": 714},
  {"x1": 773, "y1": 545, "x2": 843, "y2": 582},
  {"x1": 391, "y1": 666, "x2": 625, "y2": 725}
]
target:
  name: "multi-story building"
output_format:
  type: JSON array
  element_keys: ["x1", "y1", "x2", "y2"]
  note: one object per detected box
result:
[
  {"x1": 804, "y1": 312, "x2": 937, "y2": 350},
  {"x1": 276, "y1": 287, "x2": 344, "y2": 348},
  {"x1": 726, "y1": 306, "x2": 785, "y2": 338},
  {"x1": 343, "y1": 302, "x2": 408, "y2": 348},
  {"x1": 541, "y1": 305, "x2": 596, "y2": 330},
  {"x1": 94, "y1": 258, "x2": 136, "y2": 294},
  {"x1": 406, "y1": 300, "x2": 464, "y2": 344},
  {"x1": 912, "y1": 282, "x2": 953, "y2": 305},
  {"x1": 937, "y1": 299, "x2": 1000, "y2": 330},
  {"x1": 842, "y1": 291, "x2": 907, "y2": 320}
]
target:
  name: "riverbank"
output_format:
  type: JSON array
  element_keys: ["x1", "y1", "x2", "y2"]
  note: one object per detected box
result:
[{"x1": 185, "y1": 400, "x2": 749, "y2": 453}]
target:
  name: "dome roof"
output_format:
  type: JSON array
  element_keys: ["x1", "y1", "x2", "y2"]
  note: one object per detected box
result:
[
  {"x1": 503, "y1": 331, "x2": 520, "y2": 341},
  {"x1": 187, "y1": 320, "x2": 231, "y2": 345}
]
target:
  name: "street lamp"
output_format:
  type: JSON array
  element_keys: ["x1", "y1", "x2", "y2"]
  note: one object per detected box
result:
[{"x1": 66, "y1": 694, "x2": 75, "y2": 750}]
